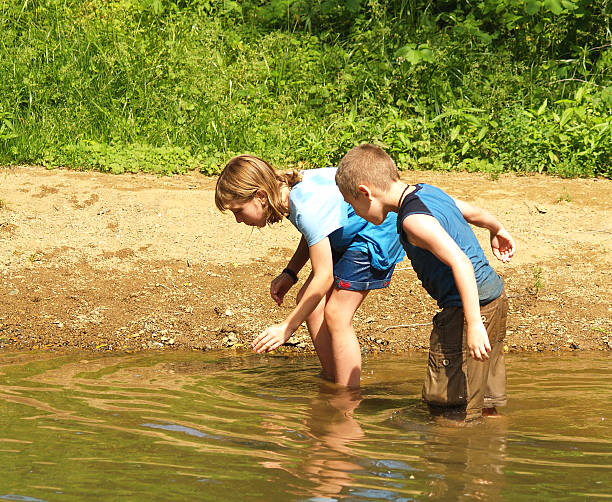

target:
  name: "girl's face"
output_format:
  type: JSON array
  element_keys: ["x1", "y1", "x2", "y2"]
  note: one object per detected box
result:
[{"x1": 227, "y1": 192, "x2": 268, "y2": 227}]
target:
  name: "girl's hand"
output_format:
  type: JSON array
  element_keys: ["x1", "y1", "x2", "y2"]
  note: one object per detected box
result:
[
  {"x1": 467, "y1": 322, "x2": 491, "y2": 361},
  {"x1": 270, "y1": 273, "x2": 294, "y2": 306},
  {"x1": 252, "y1": 323, "x2": 292, "y2": 353},
  {"x1": 490, "y1": 228, "x2": 515, "y2": 263}
]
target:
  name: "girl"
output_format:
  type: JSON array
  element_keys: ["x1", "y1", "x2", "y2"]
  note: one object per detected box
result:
[{"x1": 214, "y1": 155, "x2": 404, "y2": 388}]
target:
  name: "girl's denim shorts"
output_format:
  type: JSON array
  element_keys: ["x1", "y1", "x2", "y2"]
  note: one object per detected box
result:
[{"x1": 332, "y1": 249, "x2": 395, "y2": 291}]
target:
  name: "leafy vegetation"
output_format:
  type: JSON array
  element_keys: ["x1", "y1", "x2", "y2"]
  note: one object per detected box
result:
[{"x1": 0, "y1": 0, "x2": 609, "y2": 176}]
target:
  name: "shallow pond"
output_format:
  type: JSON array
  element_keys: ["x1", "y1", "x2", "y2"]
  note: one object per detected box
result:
[{"x1": 0, "y1": 351, "x2": 610, "y2": 501}]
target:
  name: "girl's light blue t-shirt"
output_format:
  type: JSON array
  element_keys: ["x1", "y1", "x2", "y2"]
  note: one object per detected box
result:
[{"x1": 288, "y1": 168, "x2": 404, "y2": 270}]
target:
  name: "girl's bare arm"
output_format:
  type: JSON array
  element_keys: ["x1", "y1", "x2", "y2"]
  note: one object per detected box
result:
[
  {"x1": 254, "y1": 237, "x2": 334, "y2": 353},
  {"x1": 270, "y1": 236, "x2": 310, "y2": 306}
]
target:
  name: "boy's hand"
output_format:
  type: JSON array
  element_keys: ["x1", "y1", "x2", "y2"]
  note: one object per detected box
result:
[
  {"x1": 467, "y1": 322, "x2": 491, "y2": 361},
  {"x1": 490, "y1": 228, "x2": 515, "y2": 263},
  {"x1": 252, "y1": 323, "x2": 292, "y2": 353},
  {"x1": 270, "y1": 274, "x2": 294, "y2": 306}
]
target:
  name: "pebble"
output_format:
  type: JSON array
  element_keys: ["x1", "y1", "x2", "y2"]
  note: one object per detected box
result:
[{"x1": 222, "y1": 333, "x2": 238, "y2": 347}]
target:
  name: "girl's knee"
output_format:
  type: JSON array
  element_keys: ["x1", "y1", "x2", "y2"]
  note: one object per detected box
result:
[{"x1": 324, "y1": 302, "x2": 353, "y2": 330}]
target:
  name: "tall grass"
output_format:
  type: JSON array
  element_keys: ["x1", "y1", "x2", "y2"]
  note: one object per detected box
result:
[{"x1": 0, "y1": 0, "x2": 609, "y2": 177}]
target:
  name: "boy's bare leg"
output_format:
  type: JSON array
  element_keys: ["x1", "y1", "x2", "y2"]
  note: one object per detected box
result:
[
  {"x1": 298, "y1": 274, "x2": 335, "y2": 381},
  {"x1": 324, "y1": 288, "x2": 369, "y2": 388}
]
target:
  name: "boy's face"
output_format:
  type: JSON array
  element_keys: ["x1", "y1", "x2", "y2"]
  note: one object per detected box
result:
[{"x1": 341, "y1": 185, "x2": 386, "y2": 225}]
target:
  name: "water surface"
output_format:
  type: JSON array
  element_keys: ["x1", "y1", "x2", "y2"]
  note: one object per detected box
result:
[{"x1": 0, "y1": 351, "x2": 610, "y2": 501}]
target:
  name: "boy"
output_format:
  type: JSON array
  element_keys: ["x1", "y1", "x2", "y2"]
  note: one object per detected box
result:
[{"x1": 335, "y1": 144, "x2": 515, "y2": 421}]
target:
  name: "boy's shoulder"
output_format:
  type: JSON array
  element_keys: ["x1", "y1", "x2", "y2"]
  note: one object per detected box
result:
[
  {"x1": 400, "y1": 183, "x2": 463, "y2": 230},
  {"x1": 414, "y1": 183, "x2": 449, "y2": 197},
  {"x1": 402, "y1": 183, "x2": 454, "y2": 212}
]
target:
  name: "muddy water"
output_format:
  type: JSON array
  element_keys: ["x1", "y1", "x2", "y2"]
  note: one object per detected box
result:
[{"x1": 0, "y1": 352, "x2": 610, "y2": 501}]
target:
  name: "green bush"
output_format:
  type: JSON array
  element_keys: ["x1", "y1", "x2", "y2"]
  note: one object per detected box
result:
[{"x1": 0, "y1": 0, "x2": 609, "y2": 177}]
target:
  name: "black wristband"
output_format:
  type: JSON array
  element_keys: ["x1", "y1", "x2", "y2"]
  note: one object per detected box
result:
[{"x1": 282, "y1": 267, "x2": 298, "y2": 284}]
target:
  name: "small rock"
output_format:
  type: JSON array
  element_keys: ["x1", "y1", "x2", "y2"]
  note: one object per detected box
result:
[
  {"x1": 9, "y1": 289, "x2": 18, "y2": 295},
  {"x1": 222, "y1": 333, "x2": 238, "y2": 347}
]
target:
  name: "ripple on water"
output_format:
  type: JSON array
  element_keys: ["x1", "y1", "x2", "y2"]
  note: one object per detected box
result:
[{"x1": 0, "y1": 351, "x2": 610, "y2": 501}]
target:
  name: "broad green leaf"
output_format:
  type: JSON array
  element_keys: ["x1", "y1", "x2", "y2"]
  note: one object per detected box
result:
[
  {"x1": 537, "y1": 99, "x2": 548, "y2": 116},
  {"x1": 575, "y1": 87, "x2": 584, "y2": 103},
  {"x1": 561, "y1": 0, "x2": 578, "y2": 10},
  {"x1": 543, "y1": 0, "x2": 564, "y2": 14},
  {"x1": 450, "y1": 125, "x2": 461, "y2": 142},
  {"x1": 560, "y1": 108, "x2": 574, "y2": 126},
  {"x1": 462, "y1": 141, "x2": 470, "y2": 156},
  {"x1": 418, "y1": 48, "x2": 435, "y2": 63},
  {"x1": 525, "y1": 0, "x2": 541, "y2": 15},
  {"x1": 477, "y1": 126, "x2": 488, "y2": 142},
  {"x1": 395, "y1": 44, "x2": 416, "y2": 58}
]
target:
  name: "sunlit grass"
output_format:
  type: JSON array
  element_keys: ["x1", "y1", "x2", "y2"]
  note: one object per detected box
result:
[{"x1": 0, "y1": 0, "x2": 609, "y2": 176}]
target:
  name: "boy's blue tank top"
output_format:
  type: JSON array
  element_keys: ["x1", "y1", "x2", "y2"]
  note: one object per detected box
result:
[
  {"x1": 396, "y1": 184, "x2": 503, "y2": 308},
  {"x1": 289, "y1": 168, "x2": 404, "y2": 270}
]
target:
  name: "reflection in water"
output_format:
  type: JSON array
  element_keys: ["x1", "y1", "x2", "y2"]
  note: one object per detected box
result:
[
  {"x1": 422, "y1": 417, "x2": 508, "y2": 500},
  {"x1": 0, "y1": 351, "x2": 610, "y2": 501},
  {"x1": 260, "y1": 383, "x2": 365, "y2": 500}
]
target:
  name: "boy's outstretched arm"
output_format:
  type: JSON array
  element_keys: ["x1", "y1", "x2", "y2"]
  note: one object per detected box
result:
[
  {"x1": 453, "y1": 198, "x2": 516, "y2": 263},
  {"x1": 403, "y1": 214, "x2": 491, "y2": 361}
]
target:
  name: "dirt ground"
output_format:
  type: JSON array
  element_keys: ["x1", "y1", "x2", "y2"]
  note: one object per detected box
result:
[{"x1": 0, "y1": 165, "x2": 610, "y2": 356}]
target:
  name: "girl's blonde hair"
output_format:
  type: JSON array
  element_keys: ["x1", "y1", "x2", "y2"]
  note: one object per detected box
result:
[{"x1": 215, "y1": 155, "x2": 302, "y2": 225}]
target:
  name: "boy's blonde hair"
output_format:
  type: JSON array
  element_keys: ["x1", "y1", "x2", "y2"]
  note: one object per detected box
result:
[
  {"x1": 215, "y1": 155, "x2": 302, "y2": 225},
  {"x1": 336, "y1": 144, "x2": 399, "y2": 198}
]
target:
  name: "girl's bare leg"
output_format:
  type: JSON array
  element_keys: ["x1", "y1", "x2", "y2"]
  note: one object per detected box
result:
[
  {"x1": 324, "y1": 288, "x2": 369, "y2": 388},
  {"x1": 297, "y1": 273, "x2": 335, "y2": 381}
]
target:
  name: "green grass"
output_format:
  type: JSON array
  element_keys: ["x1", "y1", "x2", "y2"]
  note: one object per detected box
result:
[{"x1": 0, "y1": 0, "x2": 609, "y2": 177}]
